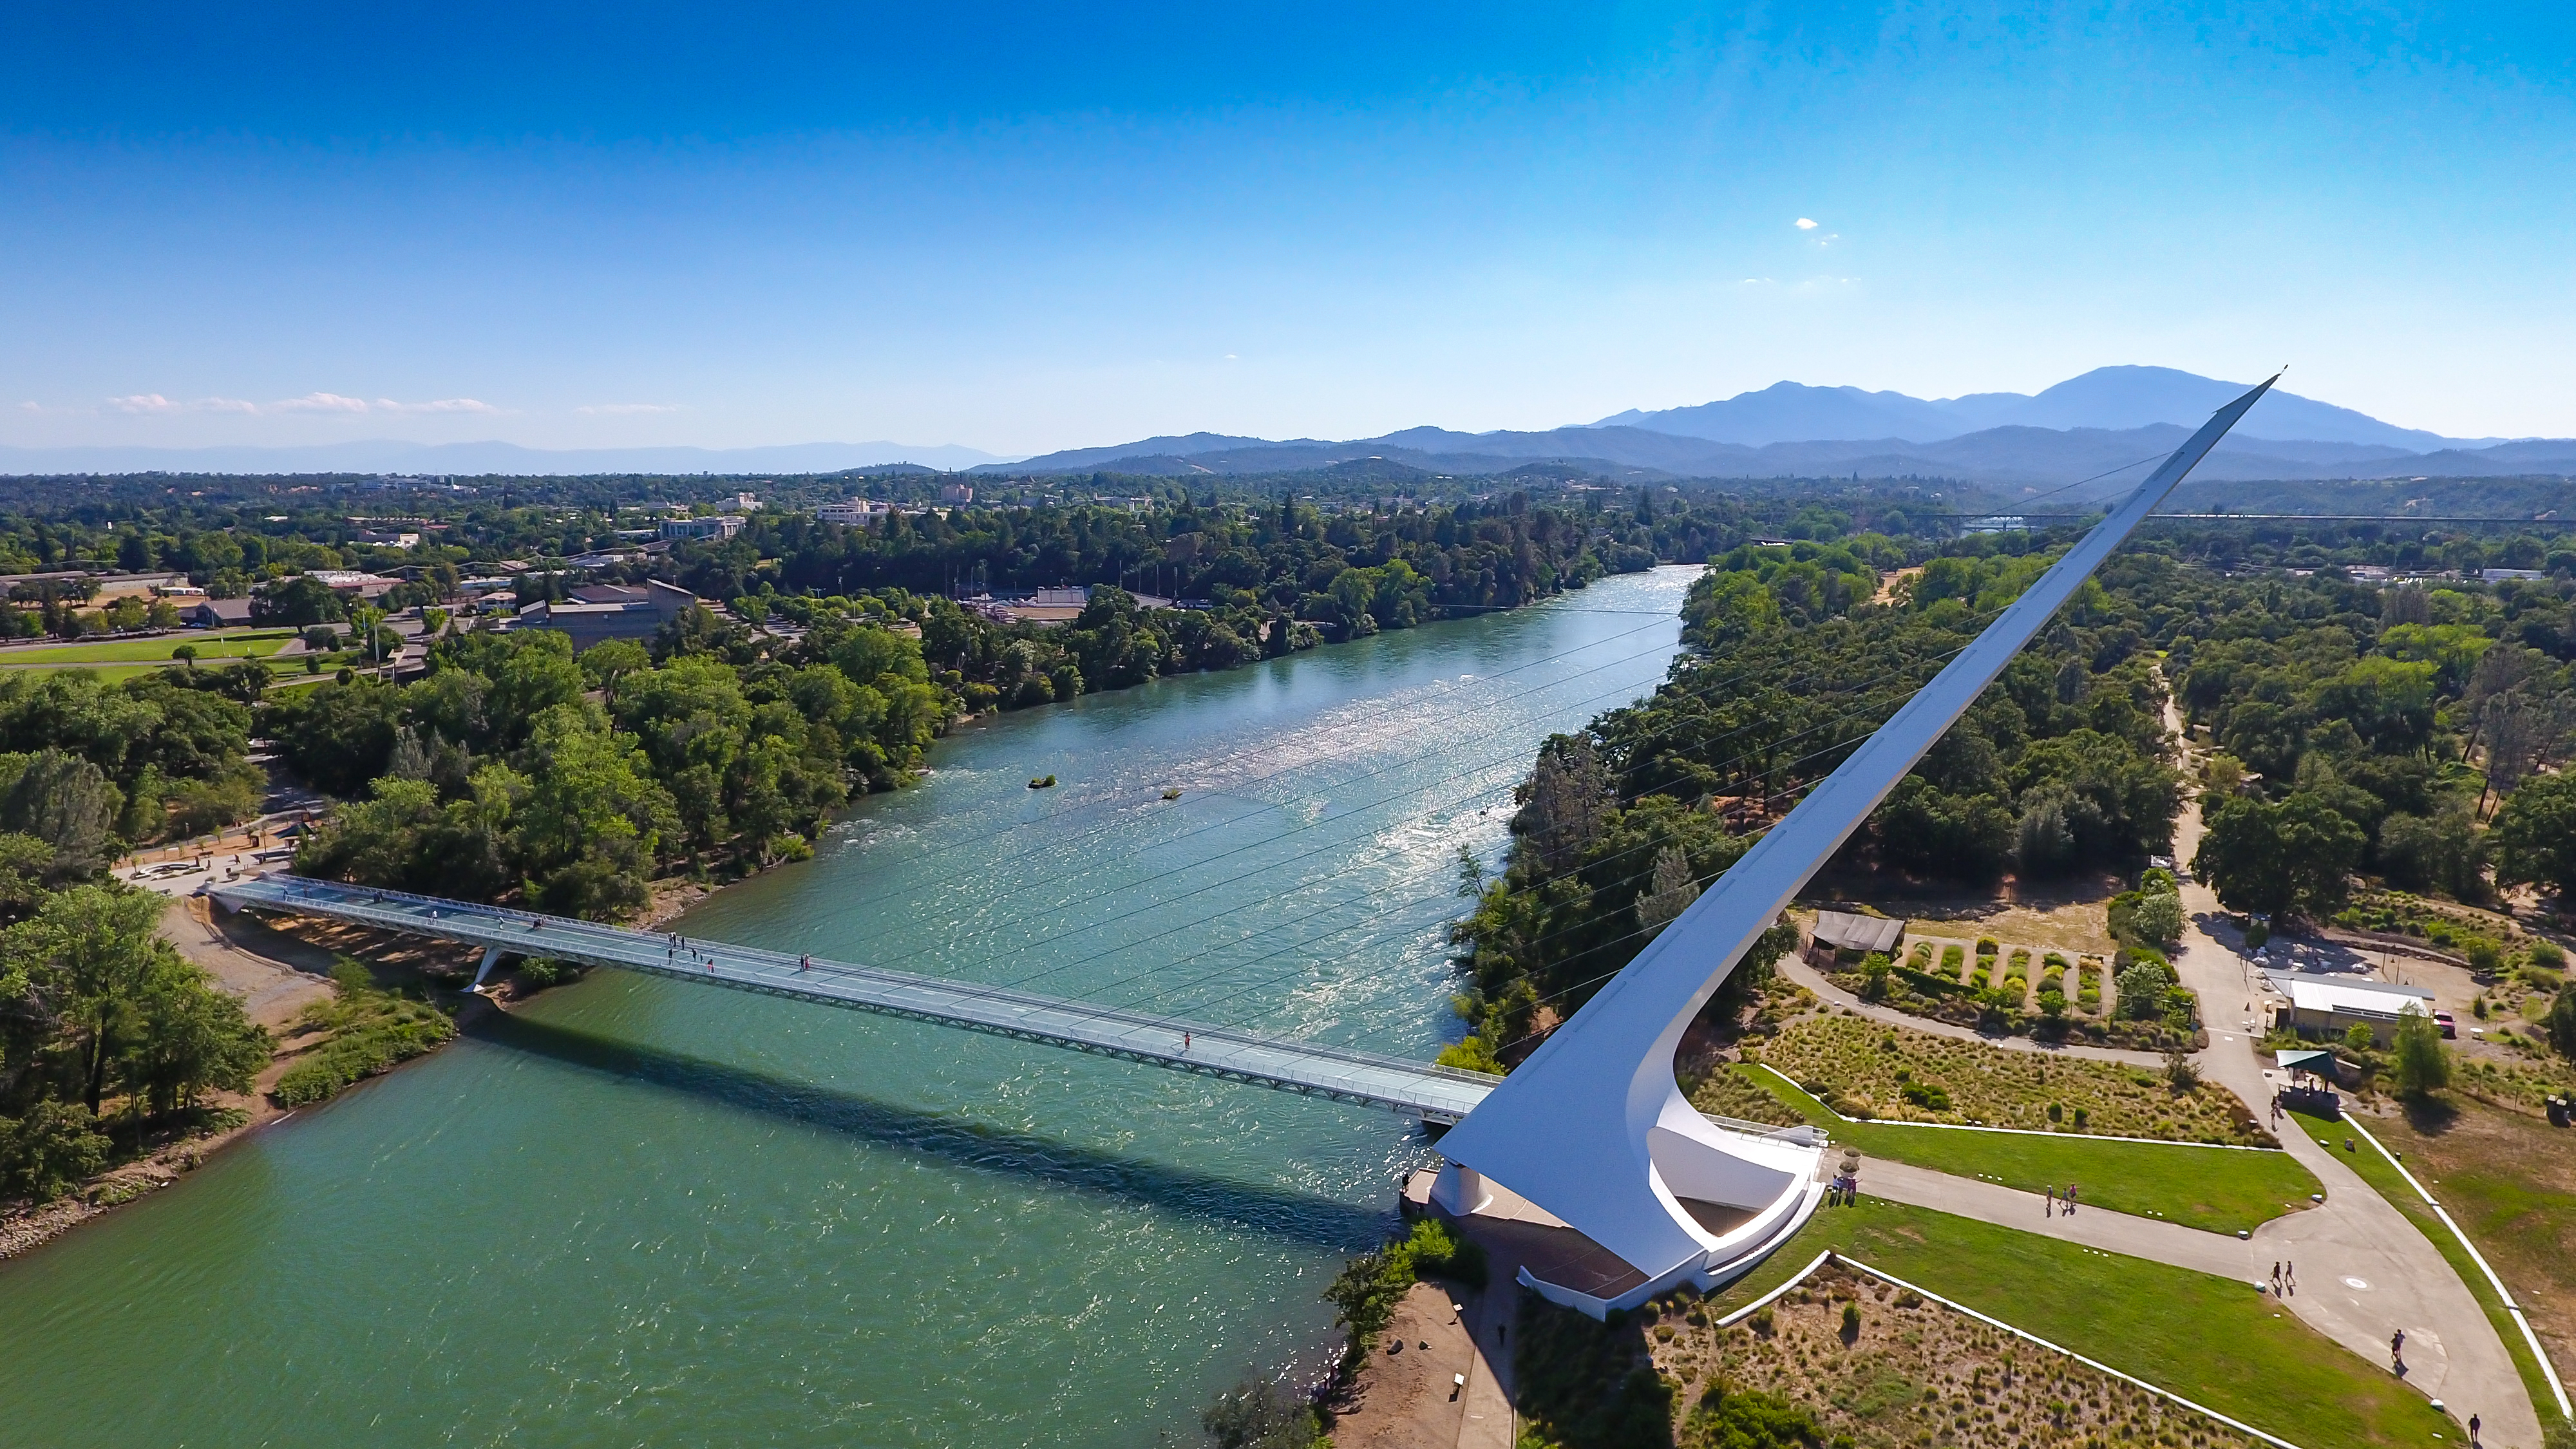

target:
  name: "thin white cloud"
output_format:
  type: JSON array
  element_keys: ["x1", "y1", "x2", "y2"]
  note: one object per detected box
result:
[
  {"x1": 1794, "y1": 217, "x2": 1819, "y2": 230},
  {"x1": 271, "y1": 392, "x2": 373, "y2": 413},
  {"x1": 375, "y1": 397, "x2": 498, "y2": 414},
  {"x1": 16, "y1": 401, "x2": 41, "y2": 413},
  {"x1": 107, "y1": 393, "x2": 258, "y2": 414},
  {"x1": 576, "y1": 402, "x2": 685, "y2": 415}
]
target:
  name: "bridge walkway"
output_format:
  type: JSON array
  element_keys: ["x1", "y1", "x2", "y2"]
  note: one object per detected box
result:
[{"x1": 213, "y1": 874, "x2": 1504, "y2": 1123}]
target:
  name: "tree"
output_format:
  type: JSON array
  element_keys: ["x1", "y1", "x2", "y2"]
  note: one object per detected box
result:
[
  {"x1": 252, "y1": 575, "x2": 345, "y2": 627},
  {"x1": 123, "y1": 956, "x2": 269, "y2": 1116},
  {"x1": 2130, "y1": 889, "x2": 2184, "y2": 950},
  {"x1": 1633, "y1": 844, "x2": 1701, "y2": 934},
  {"x1": 169, "y1": 643, "x2": 198, "y2": 670},
  {"x1": 2494, "y1": 772, "x2": 2576, "y2": 900},
  {"x1": 0, "y1": 1102, "x2": 110, "y2": 1202},
  {"x1": 1515, "y1": 734, "x2": 1611, "y2": 875},
  {"x1": 2544, "y1": 985, "x2": 2576, "y2": 1059},
  {"x1": 2193, "y1": 791, "x2": 2364, "y2": 921},
  {"x1": 5, "y1": 884, "x2": 170, "y2": 1112},
  {"x1": 0, "y1": 750, "x2": 124, "y2": 880},
  {"x1": 2378, "y1": 806, "x2": 2485, "y2": 901},
  {"x1": 2391, "y1": 1009, "x2": 2451, "y2": 1098}
]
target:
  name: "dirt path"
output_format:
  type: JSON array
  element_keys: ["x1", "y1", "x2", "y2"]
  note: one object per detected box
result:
[{"x1": 1331, "y1": 1280, "x2": 1514, "y2": 1448}]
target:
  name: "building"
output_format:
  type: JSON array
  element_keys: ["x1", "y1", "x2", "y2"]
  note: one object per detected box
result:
[
  {"x1": 721, "y1": 491, "x2": 763, "y2": 513},
  {"x1": 659, "y1": 515, "x2": 747, "y2": 542},
  {"x1": 353, "y1": 529, "x2": 424, "y2": 547},
  {"x1": 817, "y1": 499, "x2": 892, "y2": 526},
  {"x1": 938, "y1": 481, "x2": 974, "y2": 506},
  {"x1": 304, "y1": 569, "x2": 401, "y2": 599},
  {"x1": 187, "y1": 597, "x2": 255, "y2": 629},
  {"x1": 516, "y1": 579, "x2": 700, "y2": 650},
  {"x1": 2262, "y1": 969, "x2": 2435, "y2": 1044},
  {"x1": 1810, "y1": 910, "x2": 1906, "y2": 956}
]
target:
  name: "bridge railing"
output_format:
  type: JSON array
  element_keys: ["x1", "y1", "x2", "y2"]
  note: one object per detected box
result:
[{"x1": 233, "y1": 873, "x2": 1506, "y2": 1090}]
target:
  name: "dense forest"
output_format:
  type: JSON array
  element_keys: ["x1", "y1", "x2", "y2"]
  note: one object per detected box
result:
[{"x1": 1446, "y1": 518, "x2": 2576, "y2": 1076}]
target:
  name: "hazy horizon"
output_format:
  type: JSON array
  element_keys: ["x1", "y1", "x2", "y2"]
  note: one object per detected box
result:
[{"x1": 6, "y1": 4, "x2": 2573, "y2": 455}]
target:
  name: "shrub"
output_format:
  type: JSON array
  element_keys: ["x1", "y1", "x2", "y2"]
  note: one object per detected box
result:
[
  {"x1": 1438, "y1": 1036, "x2": 1506, "y2": 1074},
  {"x1": 1680, "y1": 1383, "x2": 1819, "y2": 1449},
  {"x1": 2392, "y1": 1011, "x2": 2451, "y2": 1097},
  {"x1": 0, "y1": 1101, "x2": 111, "y2": 1203},
  {"x1": 2530, "y1": 940, "x2": 2567, "y2": 971},
  {"x1": 2549, "y1": 987, "x2": 2576, "y2": 1059},
  {"x1": 2129, "y1": 889, "x2": 2184, "y2": 950},
  {"x1": 271, "y1": 961, "x2": 457, "y2": 1108},
  {"x1": 1200, "y1": 1374, "x2": 1321, "y2": 1449}
]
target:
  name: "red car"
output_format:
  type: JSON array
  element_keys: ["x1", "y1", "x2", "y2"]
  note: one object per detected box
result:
[{"x1": 2434, "y1": 1010, "x2": 2456, "y2": 1039}]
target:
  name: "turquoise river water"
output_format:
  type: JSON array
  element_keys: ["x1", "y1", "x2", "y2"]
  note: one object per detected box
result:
[{"x1": 0, "y1": 567, "x2": 1697, "y2": 1448}]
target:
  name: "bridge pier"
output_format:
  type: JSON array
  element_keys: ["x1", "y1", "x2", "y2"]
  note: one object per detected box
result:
[{"x1": 470, "y1": 944, "x2": 504, "y2": 992}]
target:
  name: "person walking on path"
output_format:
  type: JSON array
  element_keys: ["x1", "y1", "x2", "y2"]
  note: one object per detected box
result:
[
  {"x1": 2045, "y1": 1186, "x2": 2057, "y2": 1217},
  {"x1": 2271, "y1": 1262, "x2": 2283, "y2": 1295},
  {"x1": 2284, "y1": 1260, "x2": 2295, "y2": 1293},
  {"x1": 2064, "y1": 1182, "x2": 2078, "y2": 1215},
  {"x1": 2392, "y1": 1329, "x2": 2407, "y2": 1372},
  {"x1": 2468, "y1": 1414, "x2": 2480, "y2": 1445}
]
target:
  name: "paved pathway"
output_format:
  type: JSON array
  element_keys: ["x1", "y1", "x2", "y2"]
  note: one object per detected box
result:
[
  {"x1": 2163, "y1": 720, "x2": 2543, "y2": 1448},
  {"x1": 1862, "y1": 1159, "x2": 2260, "y2": 1280}
]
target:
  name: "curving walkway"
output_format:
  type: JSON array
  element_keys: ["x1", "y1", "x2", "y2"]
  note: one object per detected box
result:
[{"x1": 2163, "y1": 708, "x2": 2542, "y2": 1447}]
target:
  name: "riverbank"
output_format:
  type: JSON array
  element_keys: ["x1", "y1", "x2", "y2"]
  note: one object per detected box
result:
[{"x1": 0, "y1": 895, "x2": 502, "y2": 1260}]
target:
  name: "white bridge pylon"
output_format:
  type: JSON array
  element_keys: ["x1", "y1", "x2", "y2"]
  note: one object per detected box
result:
[{"x1": 1430, "y1": 378, "x2": 2277, "y2": 1316}]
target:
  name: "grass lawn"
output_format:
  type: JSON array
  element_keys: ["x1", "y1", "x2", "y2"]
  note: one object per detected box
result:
[
  {"x1": 1747, "y1": 1065, "x2": 2321, "y2": 1234},
  {"x1": 1707, "y1": 1198, "x2": 2457, "y2": 1449},
  {"x1": 2300, "y1": 1106, "x2": 2574, "y2": 1422},
  {"x1": 0, "y1": 629, "x2": 298, "y2": 668}
]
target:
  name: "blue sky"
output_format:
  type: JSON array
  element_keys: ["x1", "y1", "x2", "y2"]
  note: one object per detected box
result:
[{"x1": 3, "y1": 2, "x2": 2571, "y2": 455}]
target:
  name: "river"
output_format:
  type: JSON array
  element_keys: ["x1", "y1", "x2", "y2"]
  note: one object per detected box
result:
[{"x1": 0, "y1": 567, "x2": 1699, "y2": 1448}]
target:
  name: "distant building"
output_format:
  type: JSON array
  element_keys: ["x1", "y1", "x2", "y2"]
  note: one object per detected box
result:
[
  {"x1": 353, "y1": 529, "x2": 424, "y2": 547},
  {"x1": 938, "y1": 481, "x2": 974, "y2": 506},
  {"x1": 659, "y1": 515, "x2": 747, "y2": 542},
  {"x1": 1960, "y1": 516, "x2": 2026, "y2": 535},
  {"x1": 517, "y1": 579, "x2": 701, "y2": 650},
  {"x1": 817, "y1": 499, "x2": 892, "y2": 526},
  {"x1": 721, "y1": 491, "x2": 763, "y2": 513},
  {"x1": 188, "y1": 597, "x2": 255, "y2": 629},
  {"x1": 304, "y1": 569, "x2": 401, "y2": 598},
  {"x1": 2481, "y1": 568, "x2": 2546, "y2": 582}
]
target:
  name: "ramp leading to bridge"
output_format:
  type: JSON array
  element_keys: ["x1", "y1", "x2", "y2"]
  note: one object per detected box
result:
[{"x1": 211, "y1": 874, "x2": 1507, "y2": 1124}]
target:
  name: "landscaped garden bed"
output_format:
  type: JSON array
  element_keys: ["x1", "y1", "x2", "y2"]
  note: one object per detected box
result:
[{"x1": 1752, "y1": 1012, "x2": 2271, "y2": 1143}]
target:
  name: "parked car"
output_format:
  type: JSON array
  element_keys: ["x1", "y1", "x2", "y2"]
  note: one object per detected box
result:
[{"x1": 2433, "y1": 1010, "x2": 2456, "y2": 1039}]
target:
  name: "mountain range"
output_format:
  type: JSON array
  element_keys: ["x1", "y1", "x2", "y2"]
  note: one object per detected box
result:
[
  {"x1": 6, "y1": 367, "x2": 2570, "y2": 485},
  {"x1": 978, "y1": 366, "x2": 2575, "y2": 488}
]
